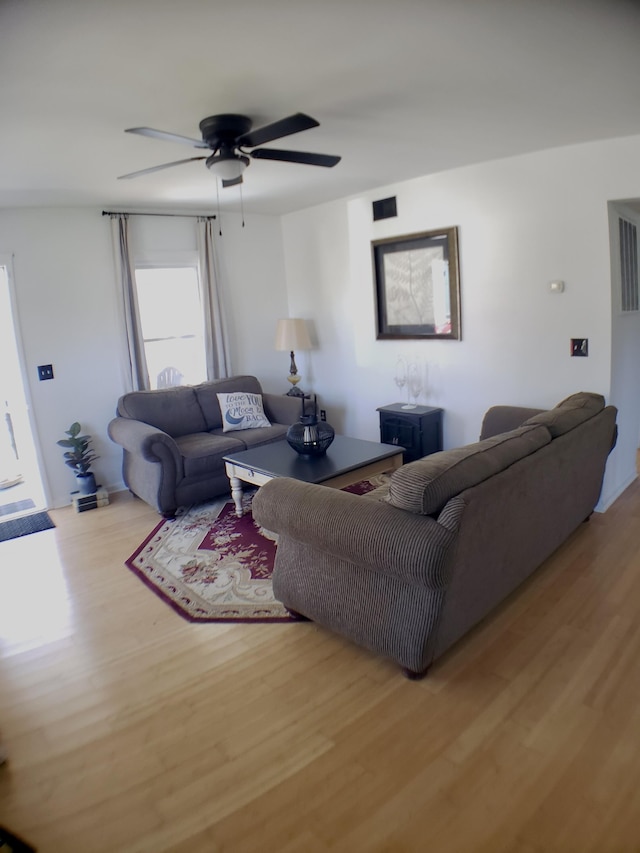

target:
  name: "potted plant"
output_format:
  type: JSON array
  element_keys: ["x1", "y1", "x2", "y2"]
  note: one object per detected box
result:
[{"x1": 57, "y1": 422, "x2": 99, "y2": 495}]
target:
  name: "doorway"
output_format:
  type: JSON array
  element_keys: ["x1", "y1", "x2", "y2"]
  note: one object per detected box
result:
[{"x1": 0, "y1": 260, "x2": 47, "y2": 520}]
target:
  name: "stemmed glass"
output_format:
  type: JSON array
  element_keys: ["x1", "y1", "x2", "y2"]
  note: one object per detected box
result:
[
  {"x1": 394, "y1": 357, "x2": 407, "y2": 404},
  {"x1": 405, "y1": 362, "x2": 422, "y2": 409}
]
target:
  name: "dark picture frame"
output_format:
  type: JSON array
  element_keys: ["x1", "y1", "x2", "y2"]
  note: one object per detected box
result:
[{"x1": 372, "y1": 226, "x2": 461, "y2": 340}]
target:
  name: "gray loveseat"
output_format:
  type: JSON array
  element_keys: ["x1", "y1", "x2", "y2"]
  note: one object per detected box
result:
[
  {"x1": 252, "y1": 392, "x2": 618, "y2": 678},
  {"x1": 108, "y1": 375, "x2": 302, "y2": 517}
]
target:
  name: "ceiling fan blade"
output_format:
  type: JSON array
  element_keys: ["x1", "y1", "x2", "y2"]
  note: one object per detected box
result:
[
  {"x1": 117, "y1": 157, "x2": 207, "y2": 180},
  {"x1": 237, "y1": 113, "x2": 319, "y2": 148},
  {"x1": 251, "y1": 148, "x2": 341, "y2": 168},
  {"x1": 125, "y1": 127, "x2": 210, "y2": 149},
  {"x1": 221, "y1": 175, "x2": 244, "y2": 188}
]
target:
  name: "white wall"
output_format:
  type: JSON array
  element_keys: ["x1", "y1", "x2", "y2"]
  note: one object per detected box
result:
[
  {"x1": 282, "y1": 134, "x2": 640, "y2": 510},
  {"x1": 210, "y1": 214, "x2": 289, "y2": 394},
  {"x1": 0, "y1": 209, "x2": 124, "y2": 506},
  {"x1": 281, "y1": 200, "x2": 354, "y2": 423},
  {"x1": 0, "y1": 208, "x2": 289, "y2": 507}
]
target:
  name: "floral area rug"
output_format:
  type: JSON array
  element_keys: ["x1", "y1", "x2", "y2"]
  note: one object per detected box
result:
[
  {"x1": 0, "y1": 510, "x2": 55, "y2": 542},
  {"x1": 125, "y1": 478, "x2": 385, "y2": 623}
]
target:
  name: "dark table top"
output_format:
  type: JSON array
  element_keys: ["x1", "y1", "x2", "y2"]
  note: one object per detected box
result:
[
  {"x1": 223, "y1": 435, "x2": 402, "y2": 484},
  {"x1": 377, "y1": 403, "x2": 443, "y2": 415}
]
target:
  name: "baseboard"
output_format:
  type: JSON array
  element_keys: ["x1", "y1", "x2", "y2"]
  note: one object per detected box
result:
[{"x1": 595, "y1": 470, "x2": 638, "y2": 512}]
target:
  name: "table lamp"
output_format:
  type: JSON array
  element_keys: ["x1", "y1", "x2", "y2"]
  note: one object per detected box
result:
[{"x1": 274, "y1": 318, "x2": 312, "y2": 397}]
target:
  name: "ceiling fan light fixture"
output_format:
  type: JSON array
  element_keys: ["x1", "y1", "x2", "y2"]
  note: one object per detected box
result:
[
  {"x1": 122, "y1": 113, "x2": 340, "y2": 183},
  {"x1": 206, "y1": 152, "x2": 249, "y2": 181}
]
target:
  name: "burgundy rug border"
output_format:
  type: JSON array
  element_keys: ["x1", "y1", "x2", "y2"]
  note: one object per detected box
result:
[
  {"x1": 125, "y1": 515, "x2": 166, "y2": 563},
  {"x1": 124, "y1": 506, "x2": 297, "y2": 624},
  {"x1": 125, "y1": 558, "x2": 296, "y2": 623}
]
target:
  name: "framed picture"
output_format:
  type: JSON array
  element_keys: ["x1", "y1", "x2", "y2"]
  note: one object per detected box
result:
[{"x1": 372, "y1": 226, "x2": 461, "y2": 340}]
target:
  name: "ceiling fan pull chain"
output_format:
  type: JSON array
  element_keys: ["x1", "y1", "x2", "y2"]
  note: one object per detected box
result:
[
  {"x1": 216, "y1": 179, "x2": 222, "y2": 236},
  {"x1": 240, "y1": 183, "x2": 245, "y2": 228}
]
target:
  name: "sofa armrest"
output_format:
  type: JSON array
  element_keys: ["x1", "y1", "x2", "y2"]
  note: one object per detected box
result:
[
  {"x1": 107, "y1": 417, "x2": 183, "y2": 477},
  {"x1": 252, "y1": 478, "x2": 458, "y2": 588},
  {"x1": 262, "y1": 392, "x2": 304, "y2": 425},
  {"x1": 479, "y1": 406, "x2": 546, "y2": 440}
]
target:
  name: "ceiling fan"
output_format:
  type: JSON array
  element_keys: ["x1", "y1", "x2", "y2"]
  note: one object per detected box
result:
[{"x1": 118, "y1": 111, "x2": 341, "y2": 187}]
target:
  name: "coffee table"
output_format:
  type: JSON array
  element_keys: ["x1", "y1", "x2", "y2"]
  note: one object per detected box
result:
[{"x1": 223, "y1": 435, "x2": 404, "y2": 516}]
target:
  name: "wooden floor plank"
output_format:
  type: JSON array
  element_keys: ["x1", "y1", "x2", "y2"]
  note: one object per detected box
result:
[{"x1": 1, "y1": 480, "x2": 640, "y2": 852}]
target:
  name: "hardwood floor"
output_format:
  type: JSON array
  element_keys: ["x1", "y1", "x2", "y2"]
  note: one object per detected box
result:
[{"x1": 1, "y1": 481, "x2": 640, "y2": 852}]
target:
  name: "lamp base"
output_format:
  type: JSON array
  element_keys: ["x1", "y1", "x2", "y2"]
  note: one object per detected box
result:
[{"x1": 286, "y1": 372, "x2": 304, "y2": 396}]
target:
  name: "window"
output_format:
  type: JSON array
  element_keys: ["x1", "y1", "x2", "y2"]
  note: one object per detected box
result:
[{"x1": 135, "y1": 266, "x2": 207, "y2": 389}]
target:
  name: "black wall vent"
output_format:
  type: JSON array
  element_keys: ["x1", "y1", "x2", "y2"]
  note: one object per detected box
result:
[
  {"x1": 372, "y1": 197, "x2": 397, "y2": 221},
  {"x1": 619, "y1": 216, "x2": 639, "y2": 313}
]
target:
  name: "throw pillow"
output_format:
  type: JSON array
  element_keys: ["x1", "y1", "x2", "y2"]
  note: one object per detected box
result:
[{"x1": 217, "y1": 392, "x2": 271, "y2": 432}]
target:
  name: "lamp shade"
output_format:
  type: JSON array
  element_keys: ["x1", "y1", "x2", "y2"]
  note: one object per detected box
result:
[
  {"x1": 206, "y1": 152, "x2": 249, "y2": 181},
  {"x1": 274, "y1": 318, "x2": 312, "y2": 351}
]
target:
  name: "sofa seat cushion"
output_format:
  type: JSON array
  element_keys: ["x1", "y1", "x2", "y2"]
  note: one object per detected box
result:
[
  {"x1": 175, "y1": 433, "x2": 245, "y2": 477},
  {"x1": 208, "y1": 424, "x2": 289, "y2": 448},
  {"x1": 388, "y1": 423, "x2": 551, "y2": 516},
  {"x1": 117, "y1": 386, "x2": 207, "y2": 437},
  {"x1": 523, "y1": 391, "x2": 605, "y2": 437}
]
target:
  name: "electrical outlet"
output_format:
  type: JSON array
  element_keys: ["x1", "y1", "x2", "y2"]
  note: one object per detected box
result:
[
  {"x1": 320, "y1": 409, "x2": 327, "y2": 421},
  {"x1": 37, "y1": 364, "x2": 54, "y2": 380}
]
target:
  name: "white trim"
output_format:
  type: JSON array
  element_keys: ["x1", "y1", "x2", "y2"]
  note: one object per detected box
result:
[{"x1": 596, "y1": 470, "x2": 637, "y2": 512}]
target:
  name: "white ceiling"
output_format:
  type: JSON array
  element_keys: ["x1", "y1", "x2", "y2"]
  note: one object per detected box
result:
[{"x1": 2, "y1": 0, "x2": 640, "y2": 216}]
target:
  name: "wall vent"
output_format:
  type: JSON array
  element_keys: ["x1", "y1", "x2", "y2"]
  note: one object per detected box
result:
[
  {"x1": 372, "y1": 197, "x2": 397, "y2": 221},
  {"x1": 619, "y1": 216, "x2": 639, "y2": 312}
]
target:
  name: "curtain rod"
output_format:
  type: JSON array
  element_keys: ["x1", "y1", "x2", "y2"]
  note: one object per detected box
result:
[{"x1": 102, "y1": 210, "x2": 216, "y2": 220}]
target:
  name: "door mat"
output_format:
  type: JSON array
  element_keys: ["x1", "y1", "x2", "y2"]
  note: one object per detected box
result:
[
  {"x1": 0, "y1": 498, "x2": 36, "y2": 518},
  {"x1": 0, "y1": 511, "x2": 55, "y2": 543}
]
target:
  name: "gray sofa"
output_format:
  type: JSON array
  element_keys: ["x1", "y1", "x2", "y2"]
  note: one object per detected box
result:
[
  {"x1": 108, "y1": 375, "x2": 302, "y2": 517},
  {"x1": 252, "y1": 392, "x2": 618, "y2": 678}
]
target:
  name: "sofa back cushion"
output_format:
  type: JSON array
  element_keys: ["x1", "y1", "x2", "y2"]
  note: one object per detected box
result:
[
  {"x1": 117, "y1": 385, "x2": 206, "y2": 437},
  {"x1": 522, "y1": 391, "x2": 605, "y2": 437},
  {"x1": 194, "y1": 376, "x2": 264, "y2": 430},
  {"x1": 388, "y1": 423, "x2": 551, "y2": 516}
]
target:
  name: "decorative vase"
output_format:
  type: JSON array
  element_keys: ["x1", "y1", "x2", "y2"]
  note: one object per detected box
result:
[
  {"x1": 286, "y1": 396, "x2": 335, "y2": 458},
  {"x1": 76, "y1": 472, "x2": 97, "y2": 495}
]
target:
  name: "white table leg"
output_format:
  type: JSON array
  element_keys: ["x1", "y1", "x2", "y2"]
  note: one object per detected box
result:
[{"x1": 230, "y1": 476, "x2": 244, "y2": 517}]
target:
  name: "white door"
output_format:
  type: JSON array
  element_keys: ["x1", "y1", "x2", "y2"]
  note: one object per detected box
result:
[{"x1": 0, "y1": 259, "x2": 47, "y2": 518}]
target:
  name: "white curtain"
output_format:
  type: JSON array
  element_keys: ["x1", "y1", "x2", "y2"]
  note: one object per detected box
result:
[
  {"x1": 109, "y1": 213, "x2": 150, "y2": 391},
  {"x1": 197, "y1": 216, "x2": 230, "y2": 379}
]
